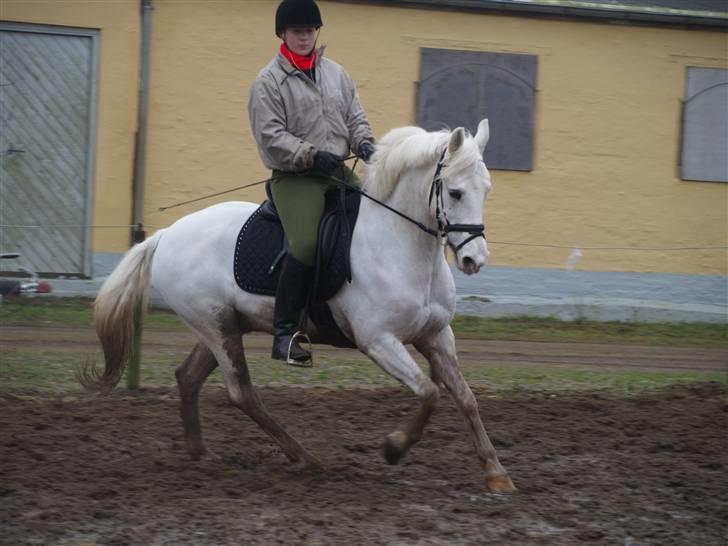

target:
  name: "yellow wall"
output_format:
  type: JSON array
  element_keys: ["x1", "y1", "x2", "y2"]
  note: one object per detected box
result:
[
  {"x1": 4, "y1": 0, "x2": 727, "y2": 273},
  {"x1": 2, "y1": 0, "x2": 139, "y2": 253}
]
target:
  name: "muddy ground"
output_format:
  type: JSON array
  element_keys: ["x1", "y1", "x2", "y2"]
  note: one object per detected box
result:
[{"x1": 1, "y1": 326, "x2": 727, "y2": 545}]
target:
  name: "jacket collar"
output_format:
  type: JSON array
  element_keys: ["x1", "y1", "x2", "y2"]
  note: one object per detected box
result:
[{"x1": 276, "y1": 45, "x2": 326, "y2": 75}]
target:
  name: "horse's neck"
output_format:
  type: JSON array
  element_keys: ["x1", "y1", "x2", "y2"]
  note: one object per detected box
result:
[{"x1": 359, "y1": 165, "x2": 442, "y2": 269}]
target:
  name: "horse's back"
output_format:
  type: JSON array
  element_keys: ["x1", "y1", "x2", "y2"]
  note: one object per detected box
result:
[
  {"x1": 170, "y1": 201, "x2": 257, "y2": 229},
  {"x1": 166, "y1": 201, "x2": 256, "y2": 241},
  {"x1": 151, "y1": 201, "x2": 258, "y2": 292}
]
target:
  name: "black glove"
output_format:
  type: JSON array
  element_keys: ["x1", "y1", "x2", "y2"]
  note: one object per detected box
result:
[
  {"x1": 358, "y1": 141, "x2": 376, "y2": 163},
  {"x1": 313, "y1": 150, "x2": 343, "y2": 175}
]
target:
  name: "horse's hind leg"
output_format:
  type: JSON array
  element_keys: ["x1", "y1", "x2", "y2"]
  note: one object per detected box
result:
[
  {"x1": 415, "y1": 326, "x2": 515, "y2": 493},
  {"x1": 362, "y1": 334, "x2": 440, "y2": 465},
  {"x1": 175, "y1": 343, "x2": 218, "y2": 460},
  {"x1": 198, "y1": 316, "x2": 322, "y2": 470}
]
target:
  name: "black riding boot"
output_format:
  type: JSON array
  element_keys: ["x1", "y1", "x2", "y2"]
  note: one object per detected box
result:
[{"x1": 271, "y1": 254, "x2": 313, "y2": 366}]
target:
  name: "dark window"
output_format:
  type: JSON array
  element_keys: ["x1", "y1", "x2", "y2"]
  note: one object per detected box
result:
[
  {"x1": 681, "y1": 67, "x2": 728, "y2": 183},
  {"x1": 417, "y1": 48, "x2": 538, "y2": 171}
]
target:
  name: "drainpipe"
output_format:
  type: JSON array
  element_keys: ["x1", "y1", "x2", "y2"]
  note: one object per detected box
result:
[{"x1": 131, "y1": 0, "x2": 153, "y2": 245}]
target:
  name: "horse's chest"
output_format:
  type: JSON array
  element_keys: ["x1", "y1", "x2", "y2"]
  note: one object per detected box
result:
[
  {"x1": 423, "y1": 297, "x2": 454, "y2": 329},
  {"x1": 405, "y1": 285, "x2": 455, "y2": 341}
]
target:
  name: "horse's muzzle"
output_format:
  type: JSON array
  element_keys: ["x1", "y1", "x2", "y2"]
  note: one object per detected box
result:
[{"x1": 461, "y1": 256, "x2": 481, "y2": 275}]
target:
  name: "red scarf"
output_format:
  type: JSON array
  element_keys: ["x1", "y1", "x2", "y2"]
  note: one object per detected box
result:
[{"x1": 280, "y1": 43, "x2": 317, "y2": 71}]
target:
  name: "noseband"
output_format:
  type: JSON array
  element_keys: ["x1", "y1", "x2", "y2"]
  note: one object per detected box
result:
[{"x1": 427, "y1": 148, "x2": 486, "y2": 253}]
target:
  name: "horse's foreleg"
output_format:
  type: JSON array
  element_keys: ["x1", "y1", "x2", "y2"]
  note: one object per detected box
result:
[
  {"x1": 205, "y1": 324, "x2": 322, "y2": 471},
  {"x1": 175, "y1": 343, "x2": 218, "y2": 460},
  {"x1": 415, "y1": 326, "x2": 515, "y2": 493},
  {"x1": 363, "y1": 335, "x2": 440, "y2": 465}
]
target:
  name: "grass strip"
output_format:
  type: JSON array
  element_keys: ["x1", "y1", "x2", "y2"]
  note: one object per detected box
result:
[
  {"x1": 451, "y1": 315, "x2": 728, "y2": 347},
  {"x1": 2, "y1": 351, "x2": 725, "y2": 395},
  {"x1": 0, "y1": 297, "x2": 183, "y2": 329},
  {"x1": 2, "y1": 297, "x2": 726, "y2": 347}
]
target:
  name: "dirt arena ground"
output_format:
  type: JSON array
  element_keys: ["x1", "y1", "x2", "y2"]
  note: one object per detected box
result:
[
  {"x1": 2, "y1": 377, "x2": 726, "y2": 545},
  {"x1": 2, "y1": 323, "x2": 727, "y2": 545}
]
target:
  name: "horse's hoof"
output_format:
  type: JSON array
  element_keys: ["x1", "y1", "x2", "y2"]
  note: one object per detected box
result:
[
  {"x1": 297, "y1": 457, "x2": 324, "y2": 474},
  {"x1": 190, "y1": 446, "x2": 221, "y2": 462},
  {"x1": 383, "y1": 431, "x2": 408, "y2": 465},
  {"x1": 484, "y1": 473, "x2": 516, "y2": 493}
]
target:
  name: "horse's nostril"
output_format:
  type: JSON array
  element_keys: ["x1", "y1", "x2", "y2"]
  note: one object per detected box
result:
[{"x1": 461, "y1": 256, "x2": 481, "y2": 275}]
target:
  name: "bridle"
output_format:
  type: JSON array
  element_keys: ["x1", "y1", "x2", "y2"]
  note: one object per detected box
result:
[{"x1": 427, "y1": 148, "x2": 487, "y2": 254}]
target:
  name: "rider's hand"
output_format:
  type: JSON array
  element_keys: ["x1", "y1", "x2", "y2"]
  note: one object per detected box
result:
[
  {"x1": 313, "y1": 150, "x2": 343, "y2": 175},
  {"x1": 358, "y1": 141, "x2": 376, "y2": 163}
]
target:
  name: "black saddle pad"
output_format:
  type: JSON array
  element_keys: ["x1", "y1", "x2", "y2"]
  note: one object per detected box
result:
[{"x1": 233, "y1": 187, "x2": 361, "y2": 304}]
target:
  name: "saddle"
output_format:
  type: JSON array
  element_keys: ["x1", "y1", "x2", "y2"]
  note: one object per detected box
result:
[{"x1": 233, "y1": 185, "x2": 361, "y2": 348}]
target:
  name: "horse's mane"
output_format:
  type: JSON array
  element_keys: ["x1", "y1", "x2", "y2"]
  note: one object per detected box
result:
[{"x1": 364, "y1": 126, "x2": 481, "y2": 201}]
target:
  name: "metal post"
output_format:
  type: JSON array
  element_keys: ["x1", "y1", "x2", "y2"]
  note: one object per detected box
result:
[
  {"x1": 127, "y1": 0, "x2": 153, "y2": 389},
  {"x1": 131, "y1": 0, "x2": 153, "y2": 246}
]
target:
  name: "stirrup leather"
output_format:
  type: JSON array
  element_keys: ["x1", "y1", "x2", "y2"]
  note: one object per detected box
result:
[{"x1": 287, "y1": 331, "x2": 314, "y2": 368}]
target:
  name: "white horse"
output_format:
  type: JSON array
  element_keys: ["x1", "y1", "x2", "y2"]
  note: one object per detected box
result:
[{"x1": 82, "y1": 119, "x2": 515, "y2": 492}]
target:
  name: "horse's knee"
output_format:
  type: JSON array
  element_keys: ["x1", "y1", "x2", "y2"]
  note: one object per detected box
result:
[
  {"x1": 175, "y1": 344, "x2": 216, "y2": 399},
  {"x1": 226, "y1": 381, "x2": 258, "y2": 414},
  {"x1": 175, "y1": 372, "x2": 197, "y2": 401},
  {"x1": 460, "y1": 390, "x2": 479, "y2": 419},
  {"x1": 407, "y1": 381, "x2": 439, "y2": 437},
  {"x1": 226, "y1": 386, "x2": 250, "y2": 411},
  {"x1": 425, "y1": 382, "x2": 440, "y2": 401},
  {"x1": 419, "y1": 379, "x2": 440, "y2": 409}
]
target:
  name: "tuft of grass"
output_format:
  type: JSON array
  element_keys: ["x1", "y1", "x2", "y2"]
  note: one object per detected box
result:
[{"x1": 1, "y1": 351, "x2": 725, "y2": 395}]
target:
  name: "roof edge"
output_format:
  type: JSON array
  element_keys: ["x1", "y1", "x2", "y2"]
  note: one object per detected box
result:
[{"x1": 330, "y1": 0, "x2": 728, "y2": 30}]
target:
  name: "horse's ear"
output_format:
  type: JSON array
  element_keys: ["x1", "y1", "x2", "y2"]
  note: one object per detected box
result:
[
  {"x1": 475, "y1": 119, "x2": 490, "y2": 154},
  {"x1": 448, "y1": 127, "x2": 466, "y2": 155}
]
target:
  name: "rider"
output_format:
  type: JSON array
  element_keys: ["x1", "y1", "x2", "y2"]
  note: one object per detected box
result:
[{"x1": 248, "y1": 0, "x2": 375, "y2": 365}]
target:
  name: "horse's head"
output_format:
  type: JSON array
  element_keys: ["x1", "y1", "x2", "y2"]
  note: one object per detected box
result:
[{"x1": 437, "y1": 119, "x2": 492, "y2": 275}]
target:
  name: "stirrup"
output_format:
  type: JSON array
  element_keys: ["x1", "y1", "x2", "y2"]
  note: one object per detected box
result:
[{"x1": 287, "y1": 331, "x2": 313, "y2": 368}]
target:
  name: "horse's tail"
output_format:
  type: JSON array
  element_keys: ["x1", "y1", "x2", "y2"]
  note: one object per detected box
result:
[{"x1": 78, "y1": 231, "x2": 163, "y2": 392}]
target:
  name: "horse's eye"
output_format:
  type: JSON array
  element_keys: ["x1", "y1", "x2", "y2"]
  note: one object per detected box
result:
[{"x1": 448, "y1": 189, "x2": 462, "y2": 200}]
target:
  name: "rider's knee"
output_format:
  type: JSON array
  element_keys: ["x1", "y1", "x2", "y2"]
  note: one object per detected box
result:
[{"x1": 289, "y1": 241, "x2": 317, "y2": 266}]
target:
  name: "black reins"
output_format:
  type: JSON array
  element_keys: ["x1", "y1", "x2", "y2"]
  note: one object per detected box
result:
[
  {"x1": 329, "y1": 149, "x2": 486, "y2": 255},
  {"x1": 325, "y1": 168, "x2": 439, "y2": 238},
  {"x1": 158, "y1": 150, "x2": 486, "y2": 254}
]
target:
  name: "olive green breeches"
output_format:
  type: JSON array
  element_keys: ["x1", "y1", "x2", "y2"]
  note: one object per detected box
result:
[{"x1": 269, "y1": 165, "x2": 360, "y2": 266}]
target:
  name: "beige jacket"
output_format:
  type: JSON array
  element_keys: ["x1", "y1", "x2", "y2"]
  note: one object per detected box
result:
[{"x1": 248, "y1": 49, "x2": 374, "y2": 172}]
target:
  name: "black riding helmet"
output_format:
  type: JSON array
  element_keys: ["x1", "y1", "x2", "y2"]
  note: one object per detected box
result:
[{"x1": 275, "y1": 0, "x2": 323, "y2": 36}]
